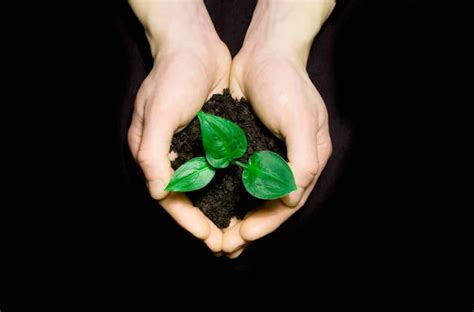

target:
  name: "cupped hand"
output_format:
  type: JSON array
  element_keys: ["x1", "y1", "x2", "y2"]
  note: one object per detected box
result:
[
  {"x1": 223, "y1": 40, "x2": 333, "y2": 259},
  {"x1": 127, "y1": 6, "x2": 231, "y2": 253},
  {"x1": 127, "y1": 0, "x2": 334, "y2": 256}
]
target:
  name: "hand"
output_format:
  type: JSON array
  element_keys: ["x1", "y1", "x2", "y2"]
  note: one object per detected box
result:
[
  {"x1": 128, "y1": 1, "x2": 231, "y2": 253},
  {"x1": 223, "y1": 0, "x2": 335, "y2": 258}
]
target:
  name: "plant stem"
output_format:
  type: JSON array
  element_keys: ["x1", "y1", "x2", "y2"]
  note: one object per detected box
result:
[{"x1": 234, "y1": 160, "x2": 249, "y2": 169}]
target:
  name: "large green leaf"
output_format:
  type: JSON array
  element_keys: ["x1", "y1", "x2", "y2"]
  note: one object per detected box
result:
[
  {"x1": 164, "y1": 157, "x2": 215, "y2": 192},
  {"x1": 242, "y1": 151, "x2": 297, "y2": 200},
  {"x1": 197, "y1": 111, "x2": 247, "y2": 168}
]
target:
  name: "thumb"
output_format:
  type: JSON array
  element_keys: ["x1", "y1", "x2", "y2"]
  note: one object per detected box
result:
[
  {"x1": 281, "y1": 121, "x2": 320, "y2": 207},
  {"x1": 137, "y1": 115, "x2": 175, "y2": 200}
]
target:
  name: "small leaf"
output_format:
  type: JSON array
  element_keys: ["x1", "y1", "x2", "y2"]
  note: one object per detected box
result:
[
  {"x1": 242, "y1": 151, "x2": 297, "y2": 200},
  {"x1": 164, "y1": 157, "x2": 215, "y2": 192},
  {"x1": 197, "y1": 111, "x2": 247, "y2": 168}
]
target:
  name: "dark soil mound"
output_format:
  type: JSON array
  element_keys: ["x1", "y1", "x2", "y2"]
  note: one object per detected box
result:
[{"x1": 170, "y1": 90, "x2": 286, "y2": 228}]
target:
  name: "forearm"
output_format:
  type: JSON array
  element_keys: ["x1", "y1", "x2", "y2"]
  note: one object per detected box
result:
[
  {"x1": 128, "y1": 0, "x2": 220, "y2": 57},
  {"x1": 243, "y1": 0, "x2": 336, "y2": 62}
]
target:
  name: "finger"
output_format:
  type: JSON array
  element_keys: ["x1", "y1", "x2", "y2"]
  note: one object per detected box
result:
[
  {"x1": 226, "y1": 247, "x2": 246, "y2": 259},
  {"x1": 210, "y1": 68, "x2": 231, "y2": 99},
  {"x1": 229, "y1": 68, "x2": 245, "y2": 100},
  {"x1": 128, "y1": 109, "x2": 143, "y2": 160},
  {"x1": 222, "y1": 221, "x2": 248, "y2": 253},
  {"x1": 281, "y1": 120, "x2": 320, "y2": 207},
  {"x1": 240, "y1": 200, "x2": 297, "y2": 242},
  {"x1": 159, "y1": 192, "x2": 210, "y2": 240},
  {"x1": 203, "y1": 219, "x2": 223, "y2": 253},
  {"x1": 223, "y1": 217, "x2": 239, "y2": 232},
  {"x1": 240, "y1": 136, "x2": 332, "y2": 242},
  {"x1": 137, "y1": 113, "x2": 175, "y2": 200},
  {"x1": 316, "y1": 126, "x2": 333, "y2": 167}
]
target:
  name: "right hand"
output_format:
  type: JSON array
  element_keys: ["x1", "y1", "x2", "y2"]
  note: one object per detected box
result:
[{"x1": 128, "y1": 1, "x2": 231, "y2": 253}]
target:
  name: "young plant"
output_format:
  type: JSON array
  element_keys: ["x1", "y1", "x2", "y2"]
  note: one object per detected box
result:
[{"x1": 165, "y1": 111, "x2": 297, "y2": 200}]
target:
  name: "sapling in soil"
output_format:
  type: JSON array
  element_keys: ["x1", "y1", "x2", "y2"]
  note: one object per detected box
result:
[{"x1": 165, "y1": 111, "x2": 296, "y2": 200}]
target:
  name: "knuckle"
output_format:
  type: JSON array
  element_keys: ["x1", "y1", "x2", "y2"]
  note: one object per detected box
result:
[
  {"x1": 297, "y1": 154, "x2": 320, "y2": 186},
  {"x1": 328, "y1": 140, "x2": 334, "y2": 157},
  {"x1": 137, "y1": 149, "x2": 155, "y2": 171},
  {"x1": 148, "y1": 187, "x2": 164, "y2": 201},
  {"x1": 135, "y1": 85, "x2": 148, "y2": 107},
  {"x1": 241, "y1": 222, "x2": 262, "y2": 242},
  {"x1": 127, "y1": 129, "x2": 135, "y2": 149},
  {"x1": 305, "y1": 162, "x2": 320, "y2": 180},
  {"x1": 127, "y1": 125, "x2": 137, "y2": 145}
]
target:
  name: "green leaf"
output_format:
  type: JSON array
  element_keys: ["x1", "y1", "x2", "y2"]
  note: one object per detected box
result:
[
  {"x1": 164, "y1": 157, "x2": 215, "y2": 192},
  {"x1": 242, "y1": 151, "x2": 297, "y2": 200},
  {"x1": 197, "y1": 111, "x2": 247, "y2": 168}
]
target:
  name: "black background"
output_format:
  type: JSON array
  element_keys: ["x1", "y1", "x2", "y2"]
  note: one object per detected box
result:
[{"x1": 2, "y1": 0, "x2": 458, "y2": 308}]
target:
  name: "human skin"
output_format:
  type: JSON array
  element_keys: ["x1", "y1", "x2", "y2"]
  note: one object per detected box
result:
[
  {"x1": 127, "y1": 0, "x2": 231, "y2": 253},
  {"x1": 128, "y1": 0, "x2": 335, "y2": 257},
  {"x1": 222, "y1": 0, "x2": 335, "y2": 258}
]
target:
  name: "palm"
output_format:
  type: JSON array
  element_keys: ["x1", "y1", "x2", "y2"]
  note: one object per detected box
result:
[
  {"x1": 241, "y1": 57, "x2": 328, "y2": 142},
  {"x1": 134, "y1": 48, "x2": 230, "y2": 135},
  {"x1": 129, "y1": 42, "x2": 231, "y2": 253},
  {"x1": 223, "y1": 53, "x2": 332, "y2": 258}
]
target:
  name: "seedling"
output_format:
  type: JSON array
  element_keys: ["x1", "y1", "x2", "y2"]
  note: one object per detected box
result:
[{"x1": 165, "y1": 111, "x2": 297, "y2": 200}]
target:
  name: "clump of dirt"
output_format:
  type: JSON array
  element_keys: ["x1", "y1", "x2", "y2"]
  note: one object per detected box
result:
[{"x1": 170, "y1": 89, "x2": 286, "y2": 228}]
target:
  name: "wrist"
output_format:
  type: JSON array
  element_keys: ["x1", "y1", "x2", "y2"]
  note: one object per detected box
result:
[
  {"x1": 129, "y1": 0, "x2": 221, "y2": 57},
  {"x1": 241, "y1": 0, "x2": 335, "y2": 63}
]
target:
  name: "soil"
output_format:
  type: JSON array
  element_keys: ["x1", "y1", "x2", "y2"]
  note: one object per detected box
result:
[{"x1": 170, "y1": 89, "x2": 286, "y2": 228}]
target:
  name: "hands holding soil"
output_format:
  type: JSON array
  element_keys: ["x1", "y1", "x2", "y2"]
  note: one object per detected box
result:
[{"x1": 128, "y1": 0, "x2": 335, "y2": 258}]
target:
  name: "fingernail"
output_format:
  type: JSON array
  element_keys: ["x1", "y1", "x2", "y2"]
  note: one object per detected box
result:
[{"x1": 282, "y1": 187, "x2": 304, "y2": 207}]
